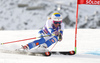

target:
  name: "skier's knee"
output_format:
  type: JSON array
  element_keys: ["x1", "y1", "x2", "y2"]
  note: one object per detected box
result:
[
  {"x1": 34, "y1": 38, "x2": 45, "y2": 45},
  {"x1": 28, "y1": 42, "x2": 36, "y2": 49},
  {"x1": 45, "y1": 36, "x2": 58, "y2": 47},
  {"x1": 28, "y1": 38, "x2": 45, "y2": 49}
]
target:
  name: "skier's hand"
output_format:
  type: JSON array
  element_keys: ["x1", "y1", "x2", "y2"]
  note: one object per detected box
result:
[
  {"x1": 53, "y1": 31, "x2": 59, "y2": 36},
  {"x1": 58, "y1": 33, "x2": 62, "y2": 42}
]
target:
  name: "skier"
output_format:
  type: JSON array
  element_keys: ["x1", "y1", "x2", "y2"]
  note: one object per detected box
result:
[{"x1": 21, "y1": 12, "x2": 64, "y2": 52}]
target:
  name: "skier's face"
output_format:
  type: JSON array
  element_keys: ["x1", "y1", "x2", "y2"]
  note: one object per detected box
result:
[{"x1": 53, "y1": 21, "x2": 62, "y2": 28}]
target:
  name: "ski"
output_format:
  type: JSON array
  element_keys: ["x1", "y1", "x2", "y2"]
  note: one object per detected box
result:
[
  {"x1": 51, "y1": 51, "x2": 75, "y2": 55},
  {"x1": 0, "y1": 49, "x2": 51, "y2": 56},
  {"x1": 0, "y1": 49, "x2": 75, "y2": 56},
  {"x1": 29, "y1": 52, "x2": 51, "y2": 56}
]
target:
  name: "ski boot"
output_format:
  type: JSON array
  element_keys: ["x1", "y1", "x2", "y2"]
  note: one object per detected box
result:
[
  {"x1": 16, "y1": 44, "x2": 29, "y2": 52},
  {"x1": 36, "y1": 43, "x2": 51, "y2": 56},
  {"x1": 22, "y1": 44, "x2": 29, "y2": 50},
  {"x1": 35, "y1": 43, "x2": 49, "y2": 52}
]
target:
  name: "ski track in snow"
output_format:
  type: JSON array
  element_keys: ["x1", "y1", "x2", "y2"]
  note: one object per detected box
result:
[{"x1": 0, "y1": 29, "x2": 100, "y2": 63}]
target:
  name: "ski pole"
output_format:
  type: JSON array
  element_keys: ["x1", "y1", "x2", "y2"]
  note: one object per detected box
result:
[
  {"x1": 50, "y1": 41, "x2": 58, "y2": 51},
  {"x1": 50, "y1": 33, "x2": 62, "y2": 51},
  {"x1": 0, "y1": 35, "x2": 52, "y2": 45}
]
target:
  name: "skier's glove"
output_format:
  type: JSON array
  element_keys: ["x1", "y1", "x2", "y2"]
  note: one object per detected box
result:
[
  {"x1": 58, "y1": 33, "x2": 62, "y2": 42},
  {"x1": 53, "y1": 31, "x2": 59, "y2": 36}
]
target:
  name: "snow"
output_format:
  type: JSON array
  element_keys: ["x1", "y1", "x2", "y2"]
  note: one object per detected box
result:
[
  {"x1": 0, "y1": 29, "x2": 100, "y2": 63},
  {"x1": 1, "y1": 0, "x2": 100, "y2": 30},
  {"x1": 0, "y1": 0, "x2": 100, "y2": 62}
]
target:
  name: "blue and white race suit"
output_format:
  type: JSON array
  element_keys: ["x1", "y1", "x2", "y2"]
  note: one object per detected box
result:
[{"x1": 28, "y1": 19, "x2": 64, "y2": 49}]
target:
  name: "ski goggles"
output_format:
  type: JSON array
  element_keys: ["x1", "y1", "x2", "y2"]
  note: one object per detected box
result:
[{"x1": 53, "y1": 21, "x2": 62, "y2": 24}]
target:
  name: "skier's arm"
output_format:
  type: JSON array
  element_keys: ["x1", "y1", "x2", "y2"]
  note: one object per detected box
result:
[
  {"x1": 45, "y1": 20, "x2": 55, "y2": 36},
  {"x1": 59, "y1": 23, "x2": 64, "y2": 35},
  {"x1": 58, "y1": 23, "x2": 64, "y2": 41}
]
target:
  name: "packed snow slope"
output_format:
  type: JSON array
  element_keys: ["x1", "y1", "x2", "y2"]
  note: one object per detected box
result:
[{"x1": 0, "y1": 29, "x2": 100, "y2": 63}]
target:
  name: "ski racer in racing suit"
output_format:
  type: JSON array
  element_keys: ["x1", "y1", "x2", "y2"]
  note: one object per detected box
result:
[{"x1": 22, "y1": 12, "x2": 64, "y2": 51}]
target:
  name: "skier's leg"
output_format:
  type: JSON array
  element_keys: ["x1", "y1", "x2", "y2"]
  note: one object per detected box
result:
[
  {"x1": 27, "y1": 38, "x2": 45, "y2": 49},
  {"x1": 45, "y1": 36, "x2": 58, "y2": 47},
  {"x1": 19, "y1": 38, "x2": 45, "y2": 52},
  {"x1": 22, "y1": 36, "x2": 58, "y2": 51},
  {"x1": 35, "y1": 36, "x2": 58, "y2": 52}
]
